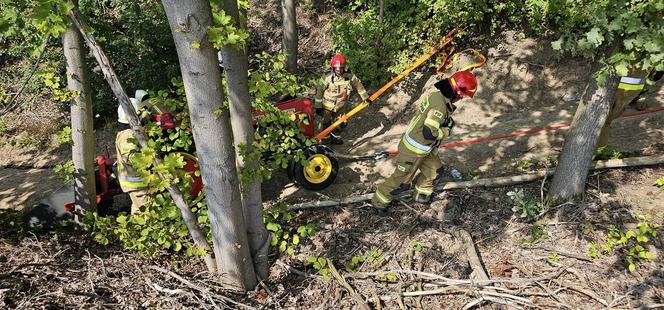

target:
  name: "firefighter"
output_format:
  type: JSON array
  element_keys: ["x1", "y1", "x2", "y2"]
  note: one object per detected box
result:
[
  {"x1": 315, "y1": 53, "x2": 369, "y2": 144},
  {"x1": 596, "y1": 68, "x2": 662, "y2": 148},
  {"x1": 115, "y1": 90, "x2": 151, "y2": 214},
  {"x1": 371, "y1": 71, "x2": 478, "y2": 215},
  {"x1": 629, "y1": 70, "x2": 663, "y2": 111}
]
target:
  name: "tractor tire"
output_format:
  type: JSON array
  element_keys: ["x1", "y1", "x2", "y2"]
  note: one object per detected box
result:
[{"x1": 289, "y1": 145, "x2": 338, "y2": 191}]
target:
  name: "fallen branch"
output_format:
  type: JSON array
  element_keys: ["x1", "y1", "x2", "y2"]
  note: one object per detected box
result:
[
  {"x1": 462, "y1": 295, "x2": 524, "y2": 310},
  {"x1": 349, "y1": 267, "x2": 565, "y2": 287},
  {"x1": 148, "y1": 266, "x2": 255, "y2": 310},
  {"x1": 327, "y1": 260, "x2": 371, "y2": 310},
  {"x1": 454, "y1": 229, "x2": 489, "y2": 282},
  {"x1": 287, "y1": 154, "x2": 664, "y2": 210},
  {"x1": 402, "y1": 286, "x2": 534, "y2": 307},
  {"x1": 274, "y1": 259, "x2": 327, "y2": 281},
  {"x1": 288, "y1": 194, "x2": 373, "y2": 211},
  {"x1": 522, "y1": 245, "x2": 592, "y2": 262},
  {"x1": 556, "y1": 281, "x2": 608, "y2": 307}
]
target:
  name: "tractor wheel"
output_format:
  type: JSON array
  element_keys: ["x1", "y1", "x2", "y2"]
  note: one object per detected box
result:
[{"x1": 290, "y1": 145, "x2": 338, "y2": 191}]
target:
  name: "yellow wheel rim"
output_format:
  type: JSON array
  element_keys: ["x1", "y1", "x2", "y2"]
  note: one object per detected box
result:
[{"x1": 303, "y1": 154, "x2": 332, "y2": 184}]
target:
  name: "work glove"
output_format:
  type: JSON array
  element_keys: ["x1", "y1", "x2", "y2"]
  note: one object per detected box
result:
[{"x1": 443, "y1": 117, "x2": 455, "y2": 135}]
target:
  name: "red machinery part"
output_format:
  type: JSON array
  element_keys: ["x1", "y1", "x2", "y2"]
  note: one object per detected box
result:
[
  {"x1": 184, "y1": 157, "x2": 203, "y2": 197},
  {"x1": 252, "y1": 98, "x2": 315, "y2": 137},
  {"x1": 154, "y1": 112, "x2": 176, "y2": 129}
]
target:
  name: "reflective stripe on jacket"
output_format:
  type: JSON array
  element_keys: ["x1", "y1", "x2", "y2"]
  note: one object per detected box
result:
[
  {"x1": 617, "y1": 68, "x2": 650, "y2": 91},
  {"x1": 401, "y1": 92, "x2": 452, "y2": 155},
  {"x1": 115, "y1": 129, "x2": 148, "y2": 191},
  {"x1": 618, "y1": 76, "x2": 645, "y2": 91}
]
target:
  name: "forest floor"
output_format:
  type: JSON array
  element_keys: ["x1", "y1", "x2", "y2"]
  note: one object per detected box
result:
[{"x1": 1, "y1": 1, "x2": 664, "y2": 309}]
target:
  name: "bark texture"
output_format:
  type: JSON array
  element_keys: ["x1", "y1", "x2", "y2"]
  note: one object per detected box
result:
[
  {"x1": 63, "y1": 8, "x2": 96, "y2": 210},
  {"x1": 161, "y1": 0, "x2": 257, "y2": 290},
  {"x1": 548, "y1": 63, "x2": 619, "y2": 202},
  {"x1": 281, "y1": 0, "x2": 297, "y2": 73},
  {"x1": 221, "y1": 0, "x2": 270, "y2": 281},
  {"x1": 68, "y1": 9, "x2": 217, "y2": 274}
]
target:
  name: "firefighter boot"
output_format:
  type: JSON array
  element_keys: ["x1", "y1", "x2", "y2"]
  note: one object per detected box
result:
[
  {"x1": 374, "y1": 206, "x2": 388, "y2": 216},
  {"x1": 328, "y1": 132, "x2": 343, "y2": 145},
  {"x1": 415, "y1": 193, "x2": 431, "y2": 204}
]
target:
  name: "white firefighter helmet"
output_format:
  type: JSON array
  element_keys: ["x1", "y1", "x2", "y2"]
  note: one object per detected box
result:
[{"x1": 117, "y1": 89, "x2": 148, "y2": 124}]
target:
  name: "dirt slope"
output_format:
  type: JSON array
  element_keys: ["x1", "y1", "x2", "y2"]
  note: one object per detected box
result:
[{"x1": 267, "y1": 31, "x2": 664, "y2": 202}]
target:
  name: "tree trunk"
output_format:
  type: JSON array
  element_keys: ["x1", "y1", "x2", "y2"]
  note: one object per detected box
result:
[
  {"x1": 281, "y1": 0, "x2": 297, "y2": 73},
  {"x1": 220, "y1": 0, "x2": 270, "y2": 281},
  {"x1": 67, "y1": 9, "x2": 217, "y2": 274},
  {"x1": 63, "y1": 3, "x2": 96, "y2": 211},
  {"x1": 379, "y1": 0, "x2": 384, "y2": 23},
  {"x1": 547, "y1": 62, "x2": 619, "y2": 202},
  {"x1": 161, "y1": 0, "x2": 257, "y2": 291}
]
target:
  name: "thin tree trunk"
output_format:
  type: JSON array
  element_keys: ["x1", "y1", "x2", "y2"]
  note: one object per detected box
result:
[
  {"x1": 548, "y1": 62, "x2": 619, "y2": 202},
  {"x1": 220, "y1": 0, "x2": 270, "y2": 281},
  {"x1": 63, "y1": 3, "x2": 96, "y2": 211},
  {"x1": 281, "y1": 0, "x2": 297, "y2": 73},
  {"x1": 67, "y1": 9, "x2": 217, "y2": 274},
  {"x1": 379, "y1": 0, "x2": 384, "y2": 23},
  {"x1": 161, "y1": 0, "x2": 257, "y2": 291}
]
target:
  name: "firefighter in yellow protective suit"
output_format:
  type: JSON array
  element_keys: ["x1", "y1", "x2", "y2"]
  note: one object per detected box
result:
[
  {"x1": 115, "y1": 90, "x2": 152, "y2": 214},
  {"x1": 597, "y1": 68, "x2": 662, "y2": 148},
  {"x1": 315, "y1": 53, "x2": 369, "y2": 144},
  {"x1": 371, "y1": 71, "x2": 478, "y2": 215}
]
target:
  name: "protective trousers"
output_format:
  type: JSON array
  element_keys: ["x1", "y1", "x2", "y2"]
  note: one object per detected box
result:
[
  {"x1": 596, "y1": 68, "x2": 649, "y2": 148},
  {"x1": 372, "y1": 143, "x2": 443, "y2": 209},
  {"x1": 317, "y1": 104, "x2": 348, "y2": 134}
]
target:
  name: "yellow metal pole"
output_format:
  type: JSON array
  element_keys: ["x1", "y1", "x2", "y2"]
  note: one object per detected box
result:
[{"x1": 314, "y1": 28, "x2": 459, "y2": 142}]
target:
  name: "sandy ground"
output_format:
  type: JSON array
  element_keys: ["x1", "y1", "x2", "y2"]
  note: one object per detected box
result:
[{"x1": 0, "y1": 122, "x2": 120, "y2": 210}]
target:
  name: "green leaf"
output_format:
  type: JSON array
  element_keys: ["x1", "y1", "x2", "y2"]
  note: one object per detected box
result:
[
  {"x1": 116, "y1": 215, "x2": 127, "y2": 224},
  {"x1": 191, "y1": 41, "x2": 201, "y2": 49},
  {"x1": 614, "y1": 63, "x2": 629, "y2": 76},
  {"x1": 586, "y1": 27, "x2": 604, "y2": 47},
  {"x1": 292, "y1": 234, "x2": 300, "y2": 245},
  {"x1": 266, "y1": 222, "x2": 280, "y2": 232},
  {"x1": 551, "y1": 38, "x2": 563, "y2": 51},
  {"x1": 628, "y1": 262, "x2": 636, "y2": 273},
  {"x1": 134, "y1": 216, "x2": 146, "y2": 225}
]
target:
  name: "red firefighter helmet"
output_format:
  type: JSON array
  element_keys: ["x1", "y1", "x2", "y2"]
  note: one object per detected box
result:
[
  {"x1": 330, "y1": 53, "x2": 346, "y2": 69},
  {"x1": 449, "y1": 71, "x2": 478, "y2": 98}
]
